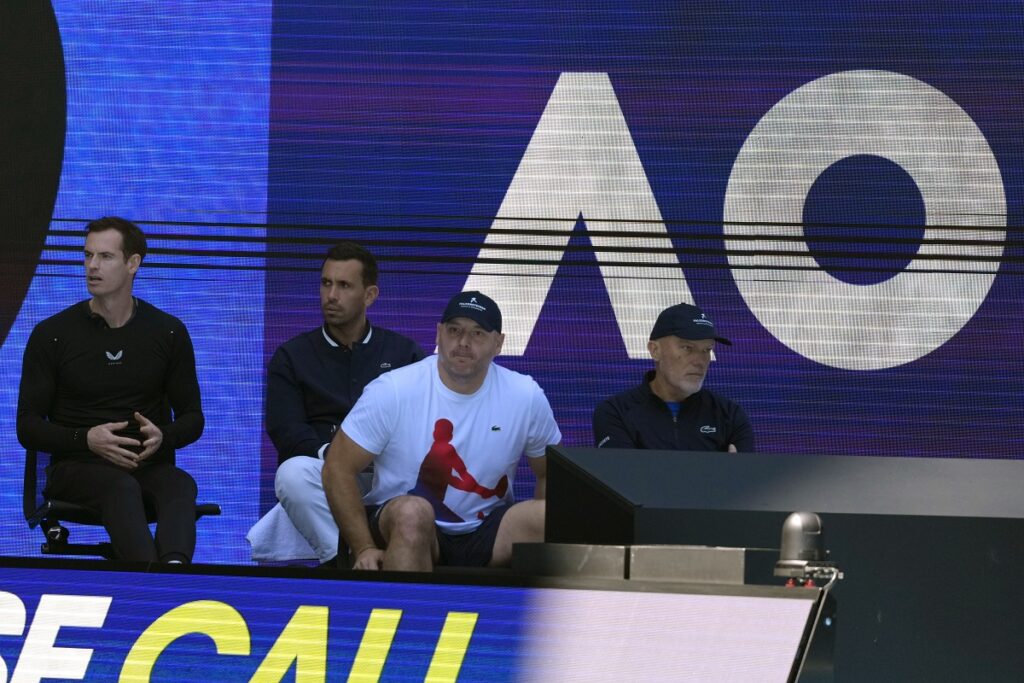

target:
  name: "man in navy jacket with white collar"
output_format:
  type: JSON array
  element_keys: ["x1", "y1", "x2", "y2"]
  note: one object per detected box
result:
[{"x1": 254, "y1": 243, "x2": 423, "y2": 565}]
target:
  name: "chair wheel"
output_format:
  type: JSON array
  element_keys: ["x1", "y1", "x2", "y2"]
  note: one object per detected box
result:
[{"x1": 46, "y1": 525, "x2": 69, "y2": 544}]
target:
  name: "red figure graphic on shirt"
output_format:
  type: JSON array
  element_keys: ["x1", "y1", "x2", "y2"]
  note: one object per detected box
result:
[{"x1": 408, "y1": 418, "x2": 509, "y2": 523}]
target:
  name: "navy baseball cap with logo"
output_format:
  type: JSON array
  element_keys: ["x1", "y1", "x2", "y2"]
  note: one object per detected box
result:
[
  {"x1": 441, "y1": 290, "x2": 502, "y2": 333},
  {"x1": 649, "y1": 302, "x2": 731, "y2": 345}
]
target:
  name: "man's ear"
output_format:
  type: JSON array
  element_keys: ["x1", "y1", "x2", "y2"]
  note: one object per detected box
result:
[
  {"x1": 127, "y1": 253, "x2": 142, "y2": 275},
  {"x1": 364, "y1": 284, "x2": 380, "y2": 308},
  {"x1": 647, "y1": 339, "x2": 660, "y2": 362}
]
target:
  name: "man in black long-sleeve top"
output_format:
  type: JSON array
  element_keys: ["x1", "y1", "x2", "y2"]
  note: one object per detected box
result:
[
  {"x1": 593, "y1": 302, "x2": 754, "y2": 453},
  {"x1": 17, "y1": 217, "x2": 204, "y2": 563},
  {"x1": 253, "y1": 242, "x2": 423, "y2": 565}
]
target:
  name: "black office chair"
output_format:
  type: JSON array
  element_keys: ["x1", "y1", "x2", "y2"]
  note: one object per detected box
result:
[{"x1": 23, "y1": 449, "x2": 221, "y2": 559}]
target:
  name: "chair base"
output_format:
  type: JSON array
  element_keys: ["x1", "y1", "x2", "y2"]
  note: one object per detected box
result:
[
  {"x1": 36, "y1": 519, "x2": 116, "y2": 559},
  {"x1": 29, "y1": 502, "x2": 221, "y2": 560},
  {"x1": 42, "y1": 540, "x2": 116, "y2": 559}
]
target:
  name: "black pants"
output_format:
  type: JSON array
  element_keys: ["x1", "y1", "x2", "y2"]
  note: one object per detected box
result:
[{"x1": 46, "y1": 460, "x2": 198, "y2": 563}]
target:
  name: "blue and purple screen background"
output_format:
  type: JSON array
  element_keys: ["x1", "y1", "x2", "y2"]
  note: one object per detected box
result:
[{"x1": 1, "y1": 1, "x2": 1021, "y2": 563}]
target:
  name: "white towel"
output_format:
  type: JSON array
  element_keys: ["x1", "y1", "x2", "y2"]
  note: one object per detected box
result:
[{"x1": 246, "y1": 503, "x2": 318, "y2": 562}]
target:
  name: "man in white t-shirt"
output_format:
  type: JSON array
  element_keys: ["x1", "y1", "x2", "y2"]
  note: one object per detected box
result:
[{"x1": 322, "y1": 291, "x2": 561, "y2": 571}]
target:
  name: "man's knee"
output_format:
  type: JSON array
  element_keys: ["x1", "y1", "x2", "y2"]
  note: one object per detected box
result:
[
  {"x1": 163, "y1": 466, "x2": 198, "y2": 499},
  {"x1": 98, "y1": 469, "x2": 146, "y2": 505},
  {"x1": 141, "y1": 465, "x2": 198, "y2": 505},
  {"x1": 382, "y1": 496, "x2": 435, "y2": 543},
  {"x1": 275, "y1": 457, "x2": 324, "y2": 502},
  {"x1": 505, "y1": 499, "x2": 545, "y2": 540}
]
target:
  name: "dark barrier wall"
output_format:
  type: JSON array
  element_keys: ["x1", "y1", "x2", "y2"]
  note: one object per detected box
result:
[
  {"x1": 546, "y1": 447, "x2": 1024, "y2": 681},
  {"x1": 1, "y1": 2, "x2": 1022, "y2": 562}
]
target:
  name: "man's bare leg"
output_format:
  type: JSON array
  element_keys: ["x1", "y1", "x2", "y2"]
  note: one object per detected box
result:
[
  {"x1": 489, "y1": 499, "x2": 545, "y2": 567},
  {"x1": 379, "y1": 495, "x2": 440, "y2": 571}
]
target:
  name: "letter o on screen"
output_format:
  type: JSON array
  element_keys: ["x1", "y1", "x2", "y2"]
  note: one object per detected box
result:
[{"x1": 723, "y1": 70, "x2": 1005, "y2": 370}]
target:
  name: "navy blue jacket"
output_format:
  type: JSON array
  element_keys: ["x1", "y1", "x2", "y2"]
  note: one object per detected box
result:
[
  {"x1": 593, "y1": 371, "x2": 754, "y2": 452},
  {"x1": 266, "y1": 323, "x2": 424, "y2": 464}
]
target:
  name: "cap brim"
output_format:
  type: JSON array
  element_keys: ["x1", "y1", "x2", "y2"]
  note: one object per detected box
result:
[
  {"x1": 652, "y1": 331, "x2": 732, "y2": 345},
  {"x1": 441, "y1": 312, "x2": 496, "y2": 333}
]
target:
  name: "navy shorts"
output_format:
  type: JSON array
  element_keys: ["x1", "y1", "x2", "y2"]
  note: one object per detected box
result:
[{"x1": 367, "y1": 497, "x2": 511, "y2": 567}]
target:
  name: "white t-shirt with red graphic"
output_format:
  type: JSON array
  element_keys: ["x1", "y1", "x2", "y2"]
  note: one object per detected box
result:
[{"x1": 341, "y1": 355, "x2": 561, "y2": 534}]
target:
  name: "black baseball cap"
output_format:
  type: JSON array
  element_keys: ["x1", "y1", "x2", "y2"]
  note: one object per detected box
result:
[
  {"x1": 441, "y1": 291, "x2": 502, "y2": 333},
  {"x1": 649, "y1": 303, "x2": 731, "y2": 345}
]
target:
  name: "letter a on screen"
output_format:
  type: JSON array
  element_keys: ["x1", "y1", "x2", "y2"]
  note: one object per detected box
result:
[{"x1": 462, "y1": 72, "x2": 694, "y2": 358}]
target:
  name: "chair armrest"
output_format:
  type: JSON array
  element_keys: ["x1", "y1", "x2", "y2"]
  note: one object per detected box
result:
[{"x1": 196, "y1": 503, "x2": 221, "y2": 519}]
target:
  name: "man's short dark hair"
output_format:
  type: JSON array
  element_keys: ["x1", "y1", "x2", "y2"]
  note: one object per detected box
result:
[
  {"x1": 85, "y1": 216, "x2": 147, "y2": 263},
  {"x1": 322, "y1": 241, "x2": 378, "y2": 287}
]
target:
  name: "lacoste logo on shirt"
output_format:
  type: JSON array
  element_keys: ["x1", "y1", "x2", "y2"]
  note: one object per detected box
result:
[
  {"x1": 491, "y1": 425, "x2": 501, "y2": 431},
  {"x1": 700, "y1": 425, "x2": 717, "y2": 434},
  {"x1": 105, "y1": 350, "x2": 123, "y2": 362},
  {"x1": 380, "y1": 362, "x2": 392, "y2": 369}
]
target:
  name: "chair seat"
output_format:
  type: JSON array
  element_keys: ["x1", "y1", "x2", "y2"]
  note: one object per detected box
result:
[
  {"x1": 28, "y1": 499, "x2": 221, "y2": 529},
  {"x1": 24, "y1": 448, "x2": 221, "y2": 559}
]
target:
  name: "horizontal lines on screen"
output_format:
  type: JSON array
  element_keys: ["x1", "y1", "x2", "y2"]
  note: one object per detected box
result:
[{"x1": 39, "y1": 213, "x2": 1019, "y2": 278}]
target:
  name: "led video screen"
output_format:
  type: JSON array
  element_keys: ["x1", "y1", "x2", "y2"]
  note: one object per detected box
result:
[{"x1": 1, "y1": 1, "x2": 1020, "y2": 562}]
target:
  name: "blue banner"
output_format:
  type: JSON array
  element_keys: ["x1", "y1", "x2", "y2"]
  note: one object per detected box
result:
[{"x1": 0, "y1": 563, "x2": 815, "y2": 681}]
